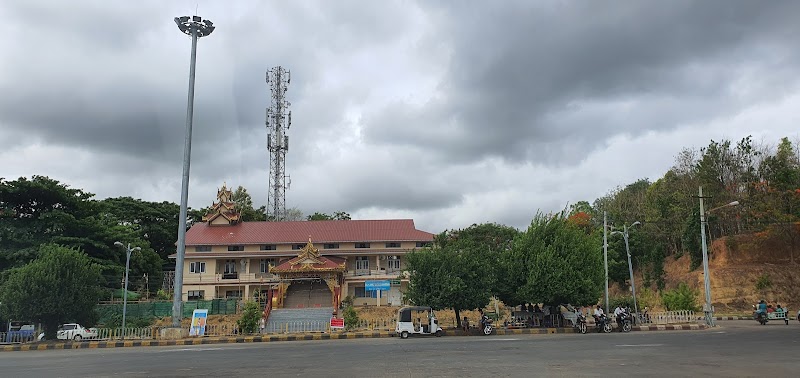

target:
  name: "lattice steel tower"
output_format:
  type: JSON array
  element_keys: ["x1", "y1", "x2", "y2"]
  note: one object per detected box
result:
[{"x1": 266, "y1": 66, "x2": 292, "y2": 221}]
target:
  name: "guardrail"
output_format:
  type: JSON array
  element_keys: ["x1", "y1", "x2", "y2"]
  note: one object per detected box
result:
[
  {"x1": 638, "y1": 311, "x2": 697, "y2": 325},
  {"x1": 1, "y1": 332, "x2": 37, "y2": 344}
]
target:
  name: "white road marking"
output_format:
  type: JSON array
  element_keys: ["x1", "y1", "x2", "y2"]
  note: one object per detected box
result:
[
  {"x1": 478, "y1": 338, "x2": 519, "y2": 341},
  {"x1": 615, "y1": 344, "x2": 664, "y2": 347}
]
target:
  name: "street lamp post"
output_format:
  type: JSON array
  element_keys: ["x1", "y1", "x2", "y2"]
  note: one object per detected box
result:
[
  {"x1": 603, "y1": 211, "x2": 609, "y2": 314},
  {"x1": 172, "y1": 15, "x2": 215, "y2": 328},
  {"x1": 697, "y1": 186, "x2": 739, "y2": 327},
  {"x1": 114, "y1": 242, "x2": 141, "y2": 339},
  {"x1": 612, "y1": 221, "x2": 641, "y2": 316}
]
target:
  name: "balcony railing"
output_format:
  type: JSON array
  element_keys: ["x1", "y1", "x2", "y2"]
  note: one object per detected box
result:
[
  {"x1": 343, "y1": 269, "x2": 402, "y2": 278},
  {"x1": 183, "y1": 273, "x2": 279, "y2": 284}
]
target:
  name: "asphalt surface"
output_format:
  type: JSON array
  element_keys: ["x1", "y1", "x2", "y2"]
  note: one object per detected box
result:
[{"x1": 1, "y1": 322, "x2": 797, "y2": 377}]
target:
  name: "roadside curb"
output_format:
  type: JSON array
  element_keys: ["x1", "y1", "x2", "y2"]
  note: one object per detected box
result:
[
  {"x1": 713, "y1": 316, "x2": 753, "y2": 320},
  {"x1": 0, "y1": 324, "x2": 706, "y2": 352},
  {"x1": 633, "y1": 324, "x2": 707, "y2": 331}
]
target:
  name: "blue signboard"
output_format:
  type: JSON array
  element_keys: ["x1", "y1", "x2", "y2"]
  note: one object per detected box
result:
[{"x1": 365, "y1": 280, "x2": 391, "y2": 291}]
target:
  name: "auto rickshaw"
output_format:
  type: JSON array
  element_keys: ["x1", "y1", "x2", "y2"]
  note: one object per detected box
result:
[{"x1": 395, "y1": 306, "x2": 443, "y2": 339}]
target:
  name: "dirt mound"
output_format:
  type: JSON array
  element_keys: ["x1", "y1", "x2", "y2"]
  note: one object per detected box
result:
[{"x1": 658, "y1": 232, "x2": 799, "y2": 313}]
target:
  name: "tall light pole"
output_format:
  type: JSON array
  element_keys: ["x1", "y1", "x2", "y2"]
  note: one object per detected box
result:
[
  {"x1": 172, "y1": 15, "x2": 215, "y2": 328},
  {"x1": 603, "y1": 211, "x2": 609, "y2": 314},
  {"x1": 114, "y1": 242, "x2": 140, "y2": 339},
  {"x1": 698, "y1": 186, "x2": 739, "y2": 327},
  {"x1": 612, "y1": 221, "x2": 641, "y2": 316}
]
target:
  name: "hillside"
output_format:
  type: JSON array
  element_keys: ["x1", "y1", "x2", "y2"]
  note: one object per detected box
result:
[{"x1": 659, "y1": 226, "x2": 799, "y2": 313}]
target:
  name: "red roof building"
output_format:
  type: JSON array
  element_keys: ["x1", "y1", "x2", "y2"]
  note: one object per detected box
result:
[{"x1": 172, "y1": 191, "x2": 434, "y2": 310}]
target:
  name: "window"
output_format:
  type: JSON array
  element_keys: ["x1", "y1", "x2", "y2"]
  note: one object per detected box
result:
[
  {"x1": 224, "y1": 260, "x2": 237, "y2": 273},
  {"x1": 228, "y1": 245, "x2": 244, "y2": 251},
  {"x1": 387, "y1": 256, "x2": 401, "y2": 270},
  {"x1": 225, "y1": 290, "x2": 242, "y2": 299},
  {"x1": 416, "y1": 242, "x2": 432, "y2": 248},
  {"x1": 260, "y1": 258, "x2": 275, "y2": 273},
  {"x1": 260, "y1": 244, "x2": 276, "y2": 251},
  {"x1": 292, "y1": 244, "x2": 304, "y2": 250},
  {"x1": 356, "y1": 256, "x2": 370, "y2": 270},
  {"x1": 189, "y1": 261, "x2": 206, "y2": 273},
  {"x1": 323, "y1": 243, "x2": 339, "y2": 249},
  {"x1": 355, "y1": 243, "x2": 371, "y2": 249},
  {"x1": 354, "y1": 286, "x2": 377, "y2": 298},
  {"x1": 195, "y1": 246, "x2": 211, "y2": 252},
  {"x1": 385, "y1": 242, "x2": 401, "y2": 248},
  {"x1": 188, "y1": 290, "x2": 205, "y2": 300}
]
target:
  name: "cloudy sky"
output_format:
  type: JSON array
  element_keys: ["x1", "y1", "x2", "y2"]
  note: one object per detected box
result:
[{"x1": 2, "y1": 0, "x2": 800, "y2": 233}]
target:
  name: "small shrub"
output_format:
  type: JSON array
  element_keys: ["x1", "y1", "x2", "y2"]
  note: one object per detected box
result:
[
  {"x1": 755, "y1": 274, "x2": 772, "y2": 291},
  {"x1": 343, "y1": 306, "x2": 359, "y2": 331},
  {"x1": 236, "y1": 301, "x2": 261, "y2": 334},
  {"x1": 341, "y1": 295, "x2": 354, "y2": 308},
  {"x1": 661, "y1": 283, "x2": 699, "y2": 311},
  {"x1": 725, "y1": 236, "x2": 738, "y2": 251},
  {"x1": 156, "y1": 289, "x2": 171, "y2": 301},
  {"x1": 610, "y1": 295, "x2": 633, "y2": 309}
]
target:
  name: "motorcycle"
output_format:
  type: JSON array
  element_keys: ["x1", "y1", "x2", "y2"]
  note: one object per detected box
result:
[
  {"x1": 755, "y1": 311, "x2": 768, "y2": 325},
  {"x1": 576, "y1": 313, "x2": 588, "y2": 334},
  {"x1": 480, "y1": 315, "x2": 494, "y2": 335},
  {"x1": 616, "y1": 311, "x2": 633, "y2": 333},
  {"x1": 594, "y1": 315, "x2": 613, "y2": 333}
]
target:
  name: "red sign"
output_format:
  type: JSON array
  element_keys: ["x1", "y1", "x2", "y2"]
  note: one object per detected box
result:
[{"x1": 330, "y1": 318, "x2": 344, "y2": 329}]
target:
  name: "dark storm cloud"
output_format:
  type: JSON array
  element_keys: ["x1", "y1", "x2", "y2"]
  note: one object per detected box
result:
[{"x1": 364, "y1": 0, "x2": 800, "y2": 165}]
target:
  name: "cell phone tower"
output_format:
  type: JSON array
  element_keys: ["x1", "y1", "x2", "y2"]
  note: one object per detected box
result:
[{"x1": 265, "y1": 66, "x2": 292, "y2": 221}]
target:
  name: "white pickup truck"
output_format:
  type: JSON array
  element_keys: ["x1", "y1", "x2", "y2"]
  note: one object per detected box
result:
[{"x1": 37, "y1": 323, "x2": 98, "y2": 341}]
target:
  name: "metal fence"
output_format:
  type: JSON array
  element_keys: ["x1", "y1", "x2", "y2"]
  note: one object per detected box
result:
[
  {"x1": 1, "y1": 331, "x2": 38, "y2": 344},
  {"x1": 95, "y1": 299, "x2": 240, "y2": 323},
  {"x1": 637, "y1": 311, "x2": 697, "y2": 325}
]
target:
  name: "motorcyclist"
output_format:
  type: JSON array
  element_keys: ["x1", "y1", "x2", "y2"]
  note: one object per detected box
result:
[
  {"x1": 756, "y1": 300, "x2": 767, "y2": 314},
  {"x1": 613, "y1": 305, "x2": 627, "y2": 330},
  {"x1": 593, "y1": 305, "x2": 605, "y2": 322}
]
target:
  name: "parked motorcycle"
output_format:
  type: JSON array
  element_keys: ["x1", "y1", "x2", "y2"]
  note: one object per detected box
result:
[
  {"x1": 576, "y1": 313, "x2": 588, "y2": 334},
  {"x1": 480, "y1": 315, "x2": 494, "y2": 335},
  {"x1": 594, "y1": 315, "x2": 613, "y2": 333},
  {"x1": 616, "y1": 310, "x2": 633, "y2": 333}
]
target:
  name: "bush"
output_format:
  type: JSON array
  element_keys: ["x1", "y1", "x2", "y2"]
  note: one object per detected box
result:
[
  {"x1": 237, "y1": 301, "x2": 261, "y2": 334},
  {"x1": 101, "y1": 312, "x2": 154, "y2": 328},
  {"x1": 610, "y1": 295, "x2": 634, "y2": 309},
  {"x1": 755, "y1": 274, "x2": 772, "y2": 291},
  {"x1": 343, "y1": 306, "x2": 359, "y2": 331},
  {"x1": 156, "y1": 289, "x2": 171, "y2": 301},
  {"x1": 661, "y1": 283, "x2": 699, "y2": 311},
  {"x1": 341, "y1": 295, "x2": 354, "y2": 308}
]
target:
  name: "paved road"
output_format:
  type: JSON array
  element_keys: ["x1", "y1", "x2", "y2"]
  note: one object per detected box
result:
[{"x1": 1, "y1": 322, "x2": 797, "y2": 377}]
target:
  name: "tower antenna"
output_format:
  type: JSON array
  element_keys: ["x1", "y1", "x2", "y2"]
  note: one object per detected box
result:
[{"x1": 265, "y1": 66, "x2": 291, "y2": 221}]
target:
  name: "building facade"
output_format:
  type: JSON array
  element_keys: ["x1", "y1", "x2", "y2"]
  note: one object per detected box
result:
[{"x1": 171, "y1": 185, "x2": 434, "y2": 309}]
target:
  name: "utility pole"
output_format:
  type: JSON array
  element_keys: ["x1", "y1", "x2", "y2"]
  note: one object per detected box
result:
[{"x1": 698, "y1": 186, "x2": 713, "y2": 327}]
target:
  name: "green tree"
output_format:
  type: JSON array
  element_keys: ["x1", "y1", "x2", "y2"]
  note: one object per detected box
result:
[
  {"x1": 405, "y1": 229, "x2": 498, "y2": 328},
  {"x1": 0, "y1": 244, "x2": 102, "y2": 340},
  {"x1": 343, "y1": 305, "x2": 359, "y2": 331},
  {"x1": 231, "y1": 186, "x2": 264, "y2": 222},
  {"x1": 500, "y1": 212, "x2": 603, "y2": 307},
  {"x1": 307, "y1": 211, "x2": 351, "y2": 221},
  {"x1": 236, "y1": 301, "x2": 262, "y2": 334}
]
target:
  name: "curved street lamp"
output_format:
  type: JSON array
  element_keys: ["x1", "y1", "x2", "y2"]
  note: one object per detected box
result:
[
  {"x1": 114, "y1": 242, "x2": 141, "y2": 338},
  {"x1": 171, "y1": 15, "x2": 215, "y2": 329},
  {"x1": 698, "y1": 186, "x2": 740, "y2": 327},
  {"x1": 611, "y1": 221, "x2": 641, "y2": 316}
]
